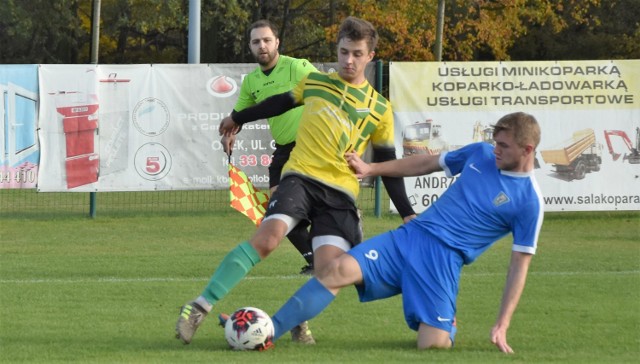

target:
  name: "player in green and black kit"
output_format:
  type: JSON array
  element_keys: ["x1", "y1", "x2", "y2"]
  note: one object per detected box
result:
[{"x1": 222, "y1": 20, "x2": 317, "y2": 275}]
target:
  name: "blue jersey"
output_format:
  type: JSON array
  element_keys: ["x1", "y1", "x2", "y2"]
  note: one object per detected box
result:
[
  {"x1": 413, "y1": 142, "x2": 544, "y2": 264},
  {"x1": 347, "y1": 142, "x2": 544, "y2": 336}
]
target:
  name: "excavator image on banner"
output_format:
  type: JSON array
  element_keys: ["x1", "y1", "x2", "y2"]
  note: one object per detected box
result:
[
  {"x1": 402, "y1": 119, "x2": 448, "y2": 157},
  {"x1": 603, "y1": 128, "x2": 640, "y2": 164},
  {"x1": 472, "y1": 121, "x2": 495, "y2": 145}
]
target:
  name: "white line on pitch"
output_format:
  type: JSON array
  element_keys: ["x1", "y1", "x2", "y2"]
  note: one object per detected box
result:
[{"x1": 0, "y1": 270, "x2": 638, "y2": 284}]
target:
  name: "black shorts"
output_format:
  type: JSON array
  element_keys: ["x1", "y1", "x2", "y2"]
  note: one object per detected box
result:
[
  {"x1": 265, "y1": 174, "x2": 363, "y2": 246},
  {"x1": 268, "y1": 142, "x2": 295, "y2": 189}
]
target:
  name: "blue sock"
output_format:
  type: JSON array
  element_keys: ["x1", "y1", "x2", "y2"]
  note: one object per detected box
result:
[{"x1": 271, "y1": 277, "x2": 336, "y2": 340}]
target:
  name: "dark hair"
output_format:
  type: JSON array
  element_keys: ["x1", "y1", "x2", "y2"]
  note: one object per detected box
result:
[
  {"x1": 492, "y1": 112, "x2": 541, "y2": 148},
  {"x1": 248, "y1": 19, "x2": 279, "y2": 39},
  {"x1": 337, "y1": 16, "x2": 378, "y2": 52}
]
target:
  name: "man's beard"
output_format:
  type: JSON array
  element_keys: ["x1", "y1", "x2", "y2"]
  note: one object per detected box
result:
[
  {"x1": 254, "y1": 51, "x2": 276, "y2": 66},
  {"x1": 255, "y1": 51, "x2": 275, "y2": 66}
]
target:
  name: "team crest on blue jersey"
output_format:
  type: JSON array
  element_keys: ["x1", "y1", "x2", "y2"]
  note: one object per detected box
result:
[{"x1": 493, "y1": 192, "x2": 510, "y2": 206}]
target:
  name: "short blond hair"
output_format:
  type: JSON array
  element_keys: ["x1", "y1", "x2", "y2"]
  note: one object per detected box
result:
[{"x1": 492, "y1": 112, "x2": 541, "y2": 149}]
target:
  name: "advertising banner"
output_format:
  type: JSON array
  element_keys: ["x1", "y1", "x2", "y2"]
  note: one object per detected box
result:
[
  {"x1": 37, "y1": 64, "x2": 273, "y2": 191},
  {"x1": 390, "y1": 60, "x2": 640, "y2": 212},
  {"x1": 0, "y1": 65, "x2": 39, "y2": 189},
  {"x1": 35, "y1": 62, "x2": 363, "y2": 192}
]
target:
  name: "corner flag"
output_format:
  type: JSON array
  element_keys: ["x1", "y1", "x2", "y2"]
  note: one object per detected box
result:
[{"x1": 228, "y1": 162, "x2": 269, "y2": 226}]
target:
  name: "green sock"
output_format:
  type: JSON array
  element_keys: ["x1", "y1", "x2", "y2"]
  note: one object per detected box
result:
[{"x1": 201, "y1": 241, "x2": 261, "y2": 305}]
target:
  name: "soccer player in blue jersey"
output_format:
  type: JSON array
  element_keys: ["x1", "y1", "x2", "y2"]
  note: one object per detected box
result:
[{"x1": 266, "y1": 112, "x2": 544, "y2": 353}]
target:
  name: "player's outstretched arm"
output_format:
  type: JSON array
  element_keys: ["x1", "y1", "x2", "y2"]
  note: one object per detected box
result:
[
  {"x1": 369, "y1": 147, "x2": 416, "y2": 221},
  {"x1": 346, "y1": 151, "x2": 441, "y2": 178},
  {"x1": 491, "y1": 251, "x2": 533, "y2": 354},
  {"x1": 218, "y1": 92, "x2": 297, "y2": 138}
]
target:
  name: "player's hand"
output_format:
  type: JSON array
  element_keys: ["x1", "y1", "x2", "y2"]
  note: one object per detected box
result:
[
  {"x1": 345, "y1": 151, "x2": 371, "y2": 179},
  {"x1": 219, "y1": 116, "x2": 240, "y2": 137},
  {"x1": 402, "y1": 214, "x2": 417, "y2": 224},
  {"x1": 221, "y1": 134, "x2": 236, "y2": 156},
  {"x1": 490, "y1": 324, "x2": 514, "y2": 354}
]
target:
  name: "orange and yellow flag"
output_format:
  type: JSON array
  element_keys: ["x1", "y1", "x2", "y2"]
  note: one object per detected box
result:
[{"x1": 228, "y1": 163, "x2": 269, "y2": 226}]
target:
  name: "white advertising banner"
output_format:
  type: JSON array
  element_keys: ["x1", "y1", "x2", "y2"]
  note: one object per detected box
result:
[
  {"x1": 37, "y1": 64, "x2": 273, "y2": 191},
  {"x1": 390, "y1": 60, "x2": 640, "y2": 212}
]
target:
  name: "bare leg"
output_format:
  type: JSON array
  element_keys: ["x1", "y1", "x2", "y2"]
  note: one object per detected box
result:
[{"x1": 417, "y1": 323, "x2": 452, "y2": 350}]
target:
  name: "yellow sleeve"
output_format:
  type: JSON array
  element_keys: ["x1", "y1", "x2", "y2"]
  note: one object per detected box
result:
[{"x1": 369, "y1": 102, "x2": 395, "y2": 149}]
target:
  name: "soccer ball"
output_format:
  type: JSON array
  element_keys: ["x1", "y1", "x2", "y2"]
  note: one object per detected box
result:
[{"x1": 224, "y1": 307, "x2": 274, "y2": 350}]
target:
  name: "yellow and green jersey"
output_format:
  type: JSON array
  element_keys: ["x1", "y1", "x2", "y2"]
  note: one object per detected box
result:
[
  {"x1": 283, "y1": 71, "x2": 395, "y2": 200},
  {"x1": 234, "y1": 55, "x2": 317, "y2": 145}
]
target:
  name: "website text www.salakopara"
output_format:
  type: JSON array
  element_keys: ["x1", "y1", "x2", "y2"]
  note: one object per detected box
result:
[{"x1": 544, "y1": 193, "x2": 640, "y2": 207}]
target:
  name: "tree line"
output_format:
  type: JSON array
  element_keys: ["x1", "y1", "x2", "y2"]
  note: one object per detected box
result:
[{"x1": 1, "y1": 0, "x2": 638, "y2": 65}]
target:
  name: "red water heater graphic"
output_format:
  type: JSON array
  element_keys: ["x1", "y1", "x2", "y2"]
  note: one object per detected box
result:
[{"x1": 55, "y1": 92, "x2": 100, "y2": 189}]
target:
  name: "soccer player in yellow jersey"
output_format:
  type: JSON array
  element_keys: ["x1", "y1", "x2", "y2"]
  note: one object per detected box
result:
[{"x1": 176, "y1": 16, "x2": 415, "y2": 346}]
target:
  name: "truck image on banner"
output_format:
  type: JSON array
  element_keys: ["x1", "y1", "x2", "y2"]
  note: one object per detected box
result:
[
  {"x1": 540, "y1": 128, "x2": 602, "y2": 181},
  {"x1": 390, "y1": 60, "x2": 640, "y2": 212}
]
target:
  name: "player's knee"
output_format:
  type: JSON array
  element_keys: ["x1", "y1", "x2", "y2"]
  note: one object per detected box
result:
[
  {"x1": 249, "y1": 236, "x2": 281, "y2": 258},
  {"x1": 417, "y1": 339, "x2": 452, "y2": 350},
  {"x1": 250, "y1": 217, "x2": 292, "y2": 258},
  {"x1": 417, "y1": 323, "x2": 453, "y2": 350},
  {"x1": 335, "y1": 257, "x2": 353, "y2": 278},
  {"x1": 317, "y1": 255, "x2": 357, "y2": 288}
]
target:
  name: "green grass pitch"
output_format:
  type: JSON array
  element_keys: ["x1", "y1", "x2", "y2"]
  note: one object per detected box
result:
[{"x1": 1, "y1": 210, "x2": 638, "y2": 363}]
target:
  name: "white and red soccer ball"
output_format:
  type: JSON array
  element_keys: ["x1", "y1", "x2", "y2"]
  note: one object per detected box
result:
[{"x1": 224, "y1": 307, "x2": 274, "y2": 351}]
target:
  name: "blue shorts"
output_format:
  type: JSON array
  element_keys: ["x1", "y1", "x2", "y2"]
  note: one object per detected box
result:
[{"x1": 348, "y1": 224, "x2": 463, "y2": 341}]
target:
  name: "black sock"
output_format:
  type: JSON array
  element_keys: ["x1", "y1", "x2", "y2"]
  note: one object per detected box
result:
[{"x1": 287, "y1": 220, "x2": 313, "y2": 265}]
